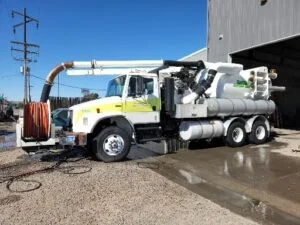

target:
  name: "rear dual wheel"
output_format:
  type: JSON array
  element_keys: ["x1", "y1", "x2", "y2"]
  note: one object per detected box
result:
[
  {"x1": 248, "y1": 121, "x2": 268, "y2": 145},
  {"x1": 225, "y1": 120, "x2": 268, "y2": 147}
]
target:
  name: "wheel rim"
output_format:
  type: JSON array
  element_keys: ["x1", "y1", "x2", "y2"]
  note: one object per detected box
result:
[
  {"x1": 103, "y1": 134, "x2": 125, "y2": 156},
  {"x1": 232, "y1": 127, "x2": 244, "y2": 143},
  {"x1": 255, "y1": 125, "x2": 266, "y2": 140}
]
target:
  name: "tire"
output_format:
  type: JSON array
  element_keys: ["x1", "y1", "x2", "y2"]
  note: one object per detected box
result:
[
  {"x1": 93, "y1": 126, "x2": 131, "y2": 162},
  {"x1": 225, "y1": 121, "x2": 246, "y2": 147},
  {"x1": 179, "y1": 140, "x2": 189, "y2": 150},
  {"x1": 167, "y1": 138, "x2": 177, "y2": 153},
  {"x1": 167, "y1": 139, "x2": 189, "y2": 153},
  {"x1": 248, "y1": 120, "x2": 268, "y2": 145}
]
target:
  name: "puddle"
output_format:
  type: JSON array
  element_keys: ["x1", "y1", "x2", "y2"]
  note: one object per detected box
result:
[
  {"x1": 153, "y1": 161, "x2": 300, "y2": 225},
  {"x1": 147, "y1": 138, "x2": 300, "y2": 225},
  {"x1": 0, "y1": 133, "x2": 16, "y2": 151}
]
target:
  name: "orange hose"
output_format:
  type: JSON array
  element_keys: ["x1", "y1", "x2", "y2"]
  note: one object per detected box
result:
[{"x1": 23, "y1": 102, "x2": 49, "y2": 139}]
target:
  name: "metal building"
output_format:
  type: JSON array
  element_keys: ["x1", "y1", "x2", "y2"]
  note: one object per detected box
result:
[
  {"x1": 179, "y1": 48, "x2": 207, "y2": 62},
  {"x1": 205, "y1": 0, "x2": 300, "y2": 128}
]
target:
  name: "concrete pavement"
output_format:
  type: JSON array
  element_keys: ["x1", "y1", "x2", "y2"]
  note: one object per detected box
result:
[{"x1": 136, "y1": 130, "x2": 300, "y2": 224}]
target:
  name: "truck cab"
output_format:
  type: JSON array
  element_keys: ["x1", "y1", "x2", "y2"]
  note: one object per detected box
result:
[
  {"x1": 70, "y1": 73, "x2": 161, "y2": 133},
  {"x1": 69, "y1": 73, "x2": 162, "y2": 162}
]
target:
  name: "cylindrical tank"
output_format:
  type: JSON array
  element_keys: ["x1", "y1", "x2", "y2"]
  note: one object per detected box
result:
[
  {"x1": 220, "y1": 83, "x2": 251, "y2": 99},
  {"x1": 179, "y1": 120, "x2": 224, "y2": 141},
  {"x1": 203, "y1": 66, "x2": 272, "y2": 100},
  {"x1": 213, "y1": 73, "x2": 254, "y2": 99},
  {"x1": 206, "y1": 99, "x2": 275, "y2": 117}
]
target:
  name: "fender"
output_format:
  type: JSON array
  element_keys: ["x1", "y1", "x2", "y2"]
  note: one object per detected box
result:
[
  {"x1": 246, "y1": 115, "x2": 270, "y2": 136},
  {"x1": 91, "y1": 115, "x2": 136, "y2": 141},
  {"x1": 223, "y1": 117, "x2": 249, "y2": 136}
]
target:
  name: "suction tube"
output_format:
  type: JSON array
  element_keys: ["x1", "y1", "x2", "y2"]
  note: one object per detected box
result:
[
  {"x1": 193, "y1": 69, "x2": 217, "y2": 96},
  {"x1": 163, "y1": 60, "x2": 205, "y2": 68},
  {"x1": 181, "y1": 69, "x2": 217, "y2": 104},
  {"x1": 40, "y1": 62, "x2": 74, "y2": 102}
]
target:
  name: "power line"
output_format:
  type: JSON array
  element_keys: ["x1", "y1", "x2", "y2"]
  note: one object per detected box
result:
[
  {"x1": 0, "y1": 73, "x2": 107, "y2": 92},
  {"x1": 0, "y1": 74, "x2": 20, "y2": 78},
  {"x1": 30, "y1": 74, "x2": 107, "y2": 92}
]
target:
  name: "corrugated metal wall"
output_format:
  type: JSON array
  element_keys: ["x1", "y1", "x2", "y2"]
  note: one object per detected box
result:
[{"x1": 207, "y1": 0, "x2": 300, "y2": 62}]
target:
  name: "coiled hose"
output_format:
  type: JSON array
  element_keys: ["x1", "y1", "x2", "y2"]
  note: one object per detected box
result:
[{"x1": 23, "y1": 102, "x2": 49, "y2": 139}]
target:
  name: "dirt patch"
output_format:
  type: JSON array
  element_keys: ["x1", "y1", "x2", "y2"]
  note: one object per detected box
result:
[
  {"x1": 0, "y1": 148, "x2": 26, "y2": 165},
  {"x1": 0, "y1": 195, "x2": 21, "y2": 206}
]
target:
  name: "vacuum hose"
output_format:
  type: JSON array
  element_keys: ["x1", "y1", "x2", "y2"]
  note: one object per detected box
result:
[
  {"x1": 193, "y1": 69, "x2": 217, "y2": 96},
  {"x1": 181, "y1": 69, "x2": 217, "y2": 104},
  {"x1": 40, "y1": 62, "x2": 74, "y2": 102},
  {"x1": 24, "y1": 102, "x2": 49, "y2": 139}
]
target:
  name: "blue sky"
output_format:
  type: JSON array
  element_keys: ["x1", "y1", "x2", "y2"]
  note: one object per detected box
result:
[{"x1": 0, "y1": 0, "x2": 207, "y2": 101}]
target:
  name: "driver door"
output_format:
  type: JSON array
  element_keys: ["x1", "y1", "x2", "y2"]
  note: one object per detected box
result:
[{"x1": 124, "y1": 75, "x2": 160, "y2": 124}]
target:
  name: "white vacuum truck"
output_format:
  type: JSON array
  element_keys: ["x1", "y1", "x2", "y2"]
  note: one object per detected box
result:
[{"x1": 16, "y1": 60, "x2": 285, "y2": 162}]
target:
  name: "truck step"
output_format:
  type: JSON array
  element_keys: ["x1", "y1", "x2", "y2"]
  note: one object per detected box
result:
[
  {"x1": 136, "y1": 126, "x2": 161, "y2": 131},
  {"x1": 138, "y1": 137, "x2": 165, "y2": 143}
]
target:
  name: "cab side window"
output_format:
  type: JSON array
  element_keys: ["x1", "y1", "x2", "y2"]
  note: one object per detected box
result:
[
  {"x1": 127, "y1": 76, "x2": 154, "y2": 96},
  {"x1": 144, "y1": 78, "x2": 153, "y2": 95}
]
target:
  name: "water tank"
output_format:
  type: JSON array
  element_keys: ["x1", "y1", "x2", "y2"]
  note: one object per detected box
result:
[
  {"x1": 179, "y1": 120, "x2": 224, "y2": 141},
  {"x1": 206, "y1": 99, "x2": 275, "y2": 117}
]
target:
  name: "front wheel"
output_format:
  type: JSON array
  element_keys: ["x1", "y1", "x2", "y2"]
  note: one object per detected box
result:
[{"x1": 93, "y1": 126, "x2": 131, "y2": 162}]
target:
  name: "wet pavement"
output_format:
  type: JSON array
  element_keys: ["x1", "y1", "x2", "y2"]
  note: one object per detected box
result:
[
  {"x1": 0, "y1": 122, "x2": 16, "y2": 151},
  {"x1": 136, "y1": 136, "x2": 300, "y2": 225},
  {"x1": 0, "y1": 133, "x2": 16, "y2": 150}
]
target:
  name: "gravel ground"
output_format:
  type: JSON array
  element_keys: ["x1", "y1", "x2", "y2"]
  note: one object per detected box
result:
[{"x1": 0, "y1": 147, "x2": 258, "y2": 225}]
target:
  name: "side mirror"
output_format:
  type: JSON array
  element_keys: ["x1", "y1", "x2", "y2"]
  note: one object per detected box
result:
[{"x1": 136, "y1": 77, "x2": 144, "y2": 96}]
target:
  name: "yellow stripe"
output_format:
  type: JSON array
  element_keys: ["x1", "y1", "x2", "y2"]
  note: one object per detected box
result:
[
  {"x1": 74, "y1": 99, "x2": 161, "y2": 124},
  {"x1": 125, "y1": 99, "x2": 160, "y2": 112}
]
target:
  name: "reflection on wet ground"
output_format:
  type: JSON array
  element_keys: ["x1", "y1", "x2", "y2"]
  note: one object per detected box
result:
[
  {"x1": 0, "y1": 132, "x2": 16, "y2": 150},
  {"x1": 0, "y1": 123, "x2": 16, "y2": 151},
  {"x1": 138, "y1": 138, "x2": 300, "y2": 225}
]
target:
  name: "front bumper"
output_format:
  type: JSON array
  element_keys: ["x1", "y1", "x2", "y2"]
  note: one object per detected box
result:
[{"x1": 60, "y1": 132, "x2": 87, "y2": 146}]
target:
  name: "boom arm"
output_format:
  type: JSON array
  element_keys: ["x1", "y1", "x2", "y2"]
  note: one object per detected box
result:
[
  {"x1": 40, "y1": 60, "x2": 207, "y2": 102},
  {"x1": 40, "y1": 60, "x2": 164, "y2": 102}
]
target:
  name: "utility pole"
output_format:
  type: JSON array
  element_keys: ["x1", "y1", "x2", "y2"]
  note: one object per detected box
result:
[
  {"x1": 11, "y1": 8, "x2": 39, "y2": 104},
  {"x1": 28, "y1": 68, "x2": 34, "y2": 102}
]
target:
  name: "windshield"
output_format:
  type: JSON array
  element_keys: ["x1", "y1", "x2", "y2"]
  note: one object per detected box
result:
[{"x1": 106, "y1": 75, "x2": 126, "y2": 97}]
